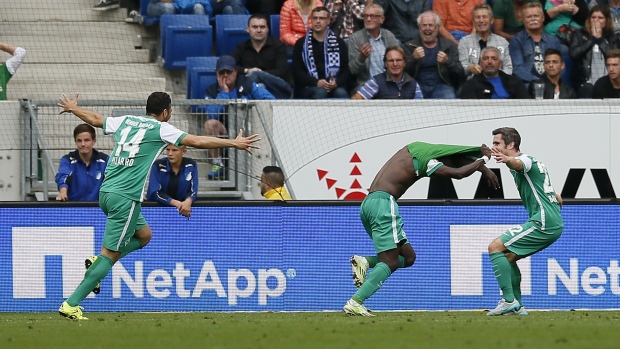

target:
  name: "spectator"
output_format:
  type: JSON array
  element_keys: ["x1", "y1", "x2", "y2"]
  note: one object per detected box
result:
[
  {"x1": 528, "y1": 48, "x2": 577, "y2": 97},
  {"x1": 493, "y1": 0, "x2": 539, "y2": 40},
  {"x1": 461, "y1": 47, "x2": 530, "y2": 98},
  {"x1": 146, "y1": 144, "x2": 198, "y2": 218},
  {"x1": 147, "y1": 0, "x2": 212, "y2": 16},
  {"x1": 352, "y1": 46, "x2": 423, "y2": 99},
  {"x1": 0, "y1": 42, "x2": 26, "y2": 101},
  {"x1": 543, "y1": 0, "x2": 588, "y2": 36},
  {"x1": 404, "y1": 11, "x2": 464, "y2": 99},
  {"x1": 348, "y1": 3, "x2": 400, "y2": 92},
  {"x1": 55, "y1": 124, "x2": 109, "y2": 201},
  {"x1": 569, "y1": 5, "x2": 619, "y2": 97},
  {"x1": 260, "y1": 166, "x2": 293, "y2": 200},
  {"x1": 592, "y1": 48, "x2": 620, "y2": 97},
  {"x1": 509, "y1": 2, "x2": 565, "y2": 86},
  {"x1": 433, "y1": 0, "x2": 484, "y2": 44},
  {"x1": 588, "y1": 0, "x2": 620, "y2": 33},
  {"x1": 93, "y1": 0, "x2": 120, "y2": 11},
  {"x1": 211, "y1": 0, "x2": 247, "y2": 14},
  {"x1": 292, "y1": 6, "x2": 351, "y2": 98},
  {"x1": 204, "y1": 55, "x2": 275, "y2": 179},
  {"x1": 280, "y1": 0, "x2": 324, "y2": 47},
  {"x1": 246, "y1": 0, "x2": 286, "y2": 15},
  {"x1": 374, "y1": 0, "x2": 431, "y2": 44},
  {"x1": 460, "y1": 4, "x2": 513, "y2": 79},
  {"x1": 326, "y1": 0, "x2": 367, "y2": 40},
  {"x1": 231, "y1": 14, "x2": 292, "y2": 99}
]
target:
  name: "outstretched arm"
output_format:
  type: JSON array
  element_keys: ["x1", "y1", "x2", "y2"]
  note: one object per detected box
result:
[
  {"x1": 491, "y1": 147, "x2": 524, "y2": 171},
  {"x1": 58, "y1": 93, "x2": 104, "y2": 128},
  {"x1": 180, "y1": 129, "x2": 260, "y2": 154}
]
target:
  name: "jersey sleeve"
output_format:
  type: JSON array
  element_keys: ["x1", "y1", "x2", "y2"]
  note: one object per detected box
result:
[
  {"x1": 516, "y1": 154, "x2": 532, "y2": 172},
  {"x1": 5, "y1": 47, "x2": 26, "y2": 75},
  {"x1": 160, "y1": 122, "x2": 188, "y2": 146},
  {"x1": 103, "y1": 115, "x2": 126, "y2": 135},
  {"x1": 426, "y1": 158, "x2": 444, "y2": 176}
]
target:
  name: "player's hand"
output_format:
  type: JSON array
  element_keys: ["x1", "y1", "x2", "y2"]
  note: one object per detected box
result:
[
  {"x1": 555, "y1": 193, "x2": 563, "y2": 207},
  {"x1": 58, "y1": 93, "x2": 79, "y2": 115},
  {"x1": 234, "y1": 129, "x2": 261, "y2": 154},
  {"x1": 481, "y1": 166, "x2": 500, "y2": 190},
  {"x1": 491, "y1": 147, "x2": 510, "y2": 163},
  {"x1": 480, "y1": 143, "x2": 492, "y2": 158}
]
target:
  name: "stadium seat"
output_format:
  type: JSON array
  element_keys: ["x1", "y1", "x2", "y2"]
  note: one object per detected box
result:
[
  {"x1": 160, "y1": 15, "x2": 211, "y2": 63},
  {"x1": 186, "y1": 56, "x2": 219, "y2": 99},
  {"x1": 163, "y1": 26, "x2": 213, "y2": 70},
  {"x1": 215, "y1": 15, "x2": 251, "y2": 56},
  {"x1": 140, "y1": 0, "x2": 159, "y2": 26},
  {"x1": 270, "y1": 14, "x2": 280, "y2": 38},
  {"x1": 562, "y1": 54, "x2": 574, "y2": 89}
]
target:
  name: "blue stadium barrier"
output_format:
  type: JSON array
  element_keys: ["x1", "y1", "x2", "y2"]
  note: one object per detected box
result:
[
  {"x1": 215, "y1": 15, "x2": 251, "y2": 56},
  {"x1": 163, "y1": 25, "x2": 213, "y2": 70},
  {"x1": 160, "y1": 15, "x2": 211, "y2": 64},
  {"x1": 186, "y1": 56, "x2": 219, "y2": 99}
]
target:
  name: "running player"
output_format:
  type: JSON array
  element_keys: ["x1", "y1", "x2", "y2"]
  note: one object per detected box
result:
[
  {"x1": 344, "y1": 141, "x2": 500, "y2": 316},
  {"x1": 57, "y1": 92, "x2": 260, "y2": 320}
]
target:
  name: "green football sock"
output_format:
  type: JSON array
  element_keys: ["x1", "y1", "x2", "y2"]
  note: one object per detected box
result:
[
  {"x1": 120, "y1": 238, "x2": 143, "y2": 258},
  {"x1": 366, "y1": 256, "x2": 378, "y2": 268},
  {"x1": 490, "y1": 252, "x2": 514, "y2": 302},
  {"x1": 66, "y1": 254, "x2": 114, "y2": 306},
  {"x1": 511, "y1": 263, "x2": 522, "y2": 305},
  {"x1": 352, "y1": 262, "x2": 392, "y2": 304}
]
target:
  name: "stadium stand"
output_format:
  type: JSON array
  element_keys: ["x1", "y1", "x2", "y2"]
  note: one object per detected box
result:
[
  {"x1": 160, "y1": 14, "x2": 212, "y2": 70},
  {"x1": 215, "y1": 14, "x2": 251, "y2": 56},
  {"x1": 186, "y1": 56, "x2": 218, "y2": 100},
  {"x1": 270, "y1": 14, "x2": 280, "y2": 38}
]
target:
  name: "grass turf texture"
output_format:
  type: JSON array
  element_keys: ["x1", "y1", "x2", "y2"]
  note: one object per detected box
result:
[{"x1": 1, "y1": 311, "x2": 619, "y2": 349}]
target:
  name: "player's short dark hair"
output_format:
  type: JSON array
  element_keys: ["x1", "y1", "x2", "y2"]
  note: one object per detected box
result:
[
  {"x1": 248, "y1": 14, "x2": 268, "y2": 27},
  {"x1": 73, "y1": 123, "x2": 96, "y2": 141},
  {"x1": 544, "y1": 48, "x2": 563, "y2": 61},
  {"x1": 493, "y1": 127, "x2": 521, "y2": 151},
  {"x1": 146, "y1": 92, "x2": 171, "y2": 116},
  {"x1": 263, "y1": 166, "x2": 285, "y2": 187}
]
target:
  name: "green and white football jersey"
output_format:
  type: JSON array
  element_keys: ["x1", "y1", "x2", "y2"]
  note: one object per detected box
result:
[
  {"x1": 511, "y1": 153, "x2": 563, "y2": 230},
  {"x1": 100, "y1": 115, "x2": 187, "y2": 201}
]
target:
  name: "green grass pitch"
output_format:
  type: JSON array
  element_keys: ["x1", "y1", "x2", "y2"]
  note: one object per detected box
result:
[{"x1": 1, "y1": 311, "x2": 619, "y2": 349}]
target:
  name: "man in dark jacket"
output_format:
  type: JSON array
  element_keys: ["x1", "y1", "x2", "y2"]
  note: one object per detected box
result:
[
  {"x1": 374, "y1": 0, "x2": 431, "y2": 44},
  {"x1": 592, "y1": 48, "x2": 620, "y2": 98},
  {"x1": 230, "y1": 14, "x2": 292, "y2": 99},
  {"x1": 528, "y1": 49, "x2": 576, "y2": 99},
  {"x1": 461, "y1": 47, "x2": 530, "y2": 99},
  {"x1": 404, "y1": 11, "x2": 464, "y2": 99}
]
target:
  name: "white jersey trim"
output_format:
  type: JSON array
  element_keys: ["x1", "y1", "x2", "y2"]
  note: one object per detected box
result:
[
  {"x1": 5, "y1": 47, "x2": 26, "y2": 75},
  {"x1": 516, "y1": 153, "x2": 532, "y2": 172}
]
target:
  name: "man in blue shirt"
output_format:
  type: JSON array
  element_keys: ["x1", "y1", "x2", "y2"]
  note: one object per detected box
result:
[
  {"x1": 147, "y1": 144, "x2": 198, "y2": 218},
  {"x1": 204, "y1": 55, "x2": 274, "y2": 179},
  {"x1": 55, "y1": 124, "x2": 109, "y2": 201},
  {"x1": 461, "y1": 47, "x2": 529, "y2": 99}
]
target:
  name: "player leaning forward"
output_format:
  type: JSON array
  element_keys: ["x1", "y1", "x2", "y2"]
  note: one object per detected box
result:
[
  {"x1": 486, "y1": 127, "x2": 563, "y2": 316},
  {"x1": 57, "y1": 92, "x2": 260, "y2": 320},
  {"x1": 344, "y1": 141, "x2": 500, "y2": 316}
]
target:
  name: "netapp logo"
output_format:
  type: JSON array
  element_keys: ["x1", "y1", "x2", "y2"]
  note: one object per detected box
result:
[
  {"x1": 12, "y1": 227, "x2": 95, "y2": 298},
  {"x1": 112, "y1": 261, "x2": 288, "y2": 305},
  {"x1": 450, "y1": 225, "x2": 620, "y2": 296}
]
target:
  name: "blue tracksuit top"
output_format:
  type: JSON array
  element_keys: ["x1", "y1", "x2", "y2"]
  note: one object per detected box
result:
[
  {"x1": 147, "y1": 157, "x2": 198, "y2": 206},
  {"x1": 55, "y1": 149, "x2": 109, "y2": 201}
]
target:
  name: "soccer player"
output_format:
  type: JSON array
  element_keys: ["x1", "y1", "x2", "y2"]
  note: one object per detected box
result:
[
  {"x1": 486, "y1": 127, "x2": 563, "y2": 316},
  {"x1": 56, "y1": 92, "x2": 260, "y2": 320},
  {"x1": 344, "y1": 141, "x2": 500, "y2": 316}
]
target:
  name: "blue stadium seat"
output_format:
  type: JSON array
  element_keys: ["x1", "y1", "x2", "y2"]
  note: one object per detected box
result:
[
  {"x1": 562, "y1": 54, "x2": 574, "y2": 89},
  {"x1": 163, "y1": 25, "x2": 213, "y2": 70},
  {"x1": 270, "y1": 14, "x2": 280, "y2": 38},
  {"x1": 215, "y1": 15, "x2": 251, "y2": 56},
  {"x1": 140, "y1": 0, "x2": 159, "y2": 26},
  {"x1": 160, "y1": 15, "x2": 211, "y2": 62},
  {"x1": 186, "y1": 56, "x2": 219, "y2": 99}
]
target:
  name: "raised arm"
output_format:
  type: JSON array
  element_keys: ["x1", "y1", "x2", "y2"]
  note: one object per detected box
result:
[
  {"x1": 180, "y1": 129, "x2": 260, "y2": 154},
  {"x1": 58, "y1": 93, "x2": 104, "y2": 128}
]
